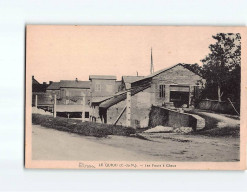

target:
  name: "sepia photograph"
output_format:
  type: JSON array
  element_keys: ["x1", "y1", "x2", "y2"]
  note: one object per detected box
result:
[{"x1": 25, "y1": 25, "x2": 246, "y2": 169}]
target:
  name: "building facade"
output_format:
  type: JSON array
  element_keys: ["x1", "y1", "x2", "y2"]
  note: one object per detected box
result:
[{"x1": 33, "y1": 64, "x2": 204, "y2": 126}]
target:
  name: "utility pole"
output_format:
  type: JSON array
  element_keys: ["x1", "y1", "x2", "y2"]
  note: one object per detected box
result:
[
  {"x1": 53, "y1": 94, "x2": 56, "y2": 118},
  {"x1": 82, "y1": 93, "x2": 86, "y2": 122},
  {"x1": 126, "y1": 83, "x2": 131, "y2": 127}
]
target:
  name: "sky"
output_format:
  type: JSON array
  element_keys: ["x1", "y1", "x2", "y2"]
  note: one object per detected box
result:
[{"x1": 27, "y1": 26, "x2": 240, "y2": 83}]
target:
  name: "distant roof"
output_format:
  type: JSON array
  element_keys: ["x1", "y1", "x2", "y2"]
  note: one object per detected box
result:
[
  {"x1": 32, "y1": 76, "x2": 48, "y2": 92},
  {"x1": 32, "y1": 76, "x2": 40, "y2": 85},
  {"x1": 122, "y1": 76, "x2": 145, "y2": 83},
  {"x1": 46, "y1": 82, "x2": 60, "y2": 90},
  {"x1": 89, "y1": 75, "x2": 116, "y2": 80},
  {"x1": 60, "y1": 80, "x2": 90, "y2": 89}
]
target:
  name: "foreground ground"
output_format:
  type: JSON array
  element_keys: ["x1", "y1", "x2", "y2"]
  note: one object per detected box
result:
[{"x1": 32, "y1": 125, "x2": 239, "y2": 162}]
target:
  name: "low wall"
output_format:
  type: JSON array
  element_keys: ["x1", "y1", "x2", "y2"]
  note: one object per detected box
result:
[
  {"x1": 197, "y1": 99, "x2": 239, "y2": 114},
  {"x1": 148, "y1": 106, "x2": 197, "y2": 131}
]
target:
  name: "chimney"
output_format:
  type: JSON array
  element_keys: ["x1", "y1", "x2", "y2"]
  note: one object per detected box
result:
[
  {"x1": 75, "y1": 78, "x2": 78, "y2": 82},
  {"x1": 43, "y1": 82, "x2": 47, "y2": 85},
  {"x1": 49, "y1": 81, "x2": 53, "y2": 85},
  {"x1": 32, "y1": 75, "x2": 34, "y2": 79}
]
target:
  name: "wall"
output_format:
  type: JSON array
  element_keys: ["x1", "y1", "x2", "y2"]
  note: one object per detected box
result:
[
  {"x1": 197, "y1": 99, "x2": 240, "y2": 114},
  {"x1": 90, "y1": 105, "x2": 102, "y2": 123},
  {"x1": 45, "y1": 89, "x2": 61, "y2": 103},
  {"x1": 107, "y1": 99, "x2": 127, "y2": 126},
  {"x1": 107, "y1": 87, "x2": 152, "y2": 128},
  {"x1": 59, "y1": 88, "x2": 90, "y2": 105},
  {"x1": 148, "y1": 106, "x2": 197, "y2": 130},
  {"x1": 90, "y1": 79, "x2": 117, "y2": 98}
]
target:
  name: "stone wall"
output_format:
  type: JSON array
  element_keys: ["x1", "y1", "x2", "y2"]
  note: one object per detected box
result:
[
  {"x1": 148, "y1": 106, "x2": 197, "y2": 131},
  {"x1": 197, "y1": 99, "x2": 240, "y2": 115}
]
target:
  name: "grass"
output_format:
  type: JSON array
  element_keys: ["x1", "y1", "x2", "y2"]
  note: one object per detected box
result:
[
  {"x1": 189, "y1": 126, "x2": 240, "y2": 138},
  {"x1": 32, "y1": 114, "x2": 136, "y2": 138}
]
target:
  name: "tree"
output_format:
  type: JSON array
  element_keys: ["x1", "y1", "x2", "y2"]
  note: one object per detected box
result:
[{"x1": 201, "y1": 33, "x2": 241, "y2": 102}]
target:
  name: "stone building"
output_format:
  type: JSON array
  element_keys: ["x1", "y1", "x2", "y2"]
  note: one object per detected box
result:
[{"x1": 96, "y1": 64, "x2": 205, "y2": 128}]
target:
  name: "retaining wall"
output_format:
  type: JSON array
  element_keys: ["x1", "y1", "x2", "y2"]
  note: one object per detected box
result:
[{"x1": 148, "y1": 106, "x2": 197, "y2": 131}]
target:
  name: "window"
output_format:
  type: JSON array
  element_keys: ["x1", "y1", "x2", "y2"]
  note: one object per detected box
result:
[
  {"x1": 159, "y1": 85, "x2": 165, "y2": 98},
  {"x1": 85, "y1": 112, "x2": 89, "y2": 118},
  {"x1": 95, "y1": 84, "x2": 101, "y2": 91}
]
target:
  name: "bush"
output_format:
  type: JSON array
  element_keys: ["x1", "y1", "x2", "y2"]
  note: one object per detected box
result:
[{"x1": 32, "y1": 114, "x2": 135, "y2": 137}]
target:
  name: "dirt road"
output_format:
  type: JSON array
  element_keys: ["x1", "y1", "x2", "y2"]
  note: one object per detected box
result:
[
  {"x1": 196, "y1": 111, "x2": 240, "y2": 128},
  {"x1": 32, "y1": 125, "x2": 154, "y2": 161},
  {"x1": 32, "y1": 125, "x2": 239, "y2": 162}
]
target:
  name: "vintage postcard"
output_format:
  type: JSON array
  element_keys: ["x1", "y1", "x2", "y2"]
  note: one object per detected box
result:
[{"x1": 25, "y1": 25, "x2": 247, "y2": 170}]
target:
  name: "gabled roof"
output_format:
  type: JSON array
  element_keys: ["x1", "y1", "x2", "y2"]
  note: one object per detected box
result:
[
  {"x1": 59, "y1": 80, "x2": 90, "y2": 89},
  {"x1": 89, "y1": 75, "x2": 116, "y2": 80},
  {"x1": 46, "y1": 82, "x2": 60, "y2": 90},
  {"x1": 147, "y1": 64, "x2": 180, "y2": 78},
  {"x1": 122, "y1": 76, "x2": 145, "y2": 84},
  {"x1": 131, "y1": 63, "x2": 203, "y2": 85}
]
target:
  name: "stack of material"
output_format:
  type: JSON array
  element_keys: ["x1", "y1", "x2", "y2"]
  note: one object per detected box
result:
[
  {"x1": 173, "y1": 127, "x2": 193, "y2": 133},
  {"x1": 144, "y1": 126, "x2": 173, "y2": 133}
]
